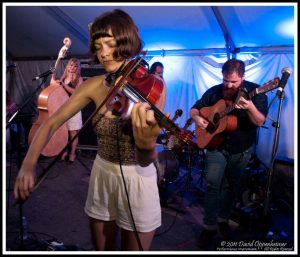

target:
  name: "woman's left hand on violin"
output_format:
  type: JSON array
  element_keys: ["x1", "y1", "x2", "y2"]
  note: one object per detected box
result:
[{"x1": 131, "y1": 102, "x2": 160, "y2": 151}]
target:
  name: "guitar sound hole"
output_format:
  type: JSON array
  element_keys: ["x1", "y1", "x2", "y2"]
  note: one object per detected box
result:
[{"x1": 213, "y1": 113, "x2": 220, "y2": 124}]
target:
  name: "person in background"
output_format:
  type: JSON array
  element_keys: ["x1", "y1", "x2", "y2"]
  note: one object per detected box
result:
[
  {"x1": 14, "y1": 9, "x2": 166, "y2": 251},
  {"x1": 6, "y1": 89, "x2": 35, "y2": 154},
  {"x1": 51, "y1": 58, "x2": 83, "y2": 162},
  {"x1": 150, "y1": 62, "x2": 164, "y2": 79},
  {"x1": 190, "y1": 59, "x2": 268, "y2": 249},
  {"x1": 6, "y1": 90, "x2": 20, "y2": 152}
]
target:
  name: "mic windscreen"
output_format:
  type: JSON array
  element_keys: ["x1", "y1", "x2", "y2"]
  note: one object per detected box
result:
[{"x1": 281, "y1": 67, "x2": 292, "y2": 75}]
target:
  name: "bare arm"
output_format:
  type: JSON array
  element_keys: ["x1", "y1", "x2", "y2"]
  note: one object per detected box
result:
[
  {"x1": 62, "y1": 77, "x2": 83, "y2": 95},
  {"x1": 13, "y1": 77, "x2": 96, "y2": 200},
  {"x1": 190, "y1": 108, "x2": 209, "y2": 129},
  {"x1": 235, "y1": 96, "x2": 266, "y2": 126}
]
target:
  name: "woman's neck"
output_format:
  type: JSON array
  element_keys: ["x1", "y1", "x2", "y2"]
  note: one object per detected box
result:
[{"x1": 105, "y1": 60, "x2": 127, "y2": 86}]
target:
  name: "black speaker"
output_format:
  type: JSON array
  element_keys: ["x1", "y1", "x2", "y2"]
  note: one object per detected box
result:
[
  {"x1": 78, "y1": 66, "x2": 105, "y2": 149},
  {"x1": 81, "y1": 65, "x2": 106, "y2": 78},
  {"x1": 78, "y1": 101, "x2": 97, "y2": 148}
]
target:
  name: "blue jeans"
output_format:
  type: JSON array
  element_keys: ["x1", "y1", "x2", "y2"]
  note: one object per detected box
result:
[{"x1": 203, "y1": 146, "x2": 253, "y2": 226}]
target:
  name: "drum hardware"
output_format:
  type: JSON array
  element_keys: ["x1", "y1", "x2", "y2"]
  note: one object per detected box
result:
[
  {"x1": 174, "y1": 145, "x2": 196, "y2": 189},
  {"x1": 168, "y1": 145, "x2": 205, "y2": 208},
  {"x1": 176, "y1": 144, "x2": 206, "y2": 186},
  {"x1": 157, "y1": 147, "x2": 180, "y2": 186},
  {"x1": 236, "y1": 155, "x2": 268, "y2": 208},
  {"x1": 156, "y1": 141, "x2": 206, "y2": 209}
]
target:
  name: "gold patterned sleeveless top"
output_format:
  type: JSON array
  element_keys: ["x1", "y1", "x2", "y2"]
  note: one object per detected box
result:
[{"x1": 92, "y1": 112, "x2": 137, "y2": 165}]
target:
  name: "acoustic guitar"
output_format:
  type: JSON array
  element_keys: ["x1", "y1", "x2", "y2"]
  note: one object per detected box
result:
[{"x1": 195, "y1": 77, "x2": 280, "y2": 150}]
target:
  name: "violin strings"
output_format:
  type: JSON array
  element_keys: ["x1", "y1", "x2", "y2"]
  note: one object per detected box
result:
[{"x1": 125, "y1": 84, "x2": 181, "y2": 135}]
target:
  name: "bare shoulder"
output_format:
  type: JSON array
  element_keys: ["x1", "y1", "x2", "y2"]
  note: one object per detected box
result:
[
  {"x1": 79, "y1": 75, "x2": 109, "y2": 104},
  {"x1": 79, "y1": 75, "x2": 105, "y2": 93}
]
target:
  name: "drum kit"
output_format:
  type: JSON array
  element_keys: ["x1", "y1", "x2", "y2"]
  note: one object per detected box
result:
[{"x1": 156, "y1": 109, "x2": 205, "y2": 188}]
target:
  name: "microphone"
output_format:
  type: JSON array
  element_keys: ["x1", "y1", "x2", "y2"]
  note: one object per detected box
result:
[
  {"x1": 32, "y1": 67, "x2": 56, "y2": 81},
  {"x1": 277, "y1": 67, "x2": 292, "y2": 91}
]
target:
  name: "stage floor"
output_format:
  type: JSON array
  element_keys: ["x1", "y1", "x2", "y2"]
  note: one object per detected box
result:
[{"x1": 5, "y1": 147, "x2": 295, "y2": 252}]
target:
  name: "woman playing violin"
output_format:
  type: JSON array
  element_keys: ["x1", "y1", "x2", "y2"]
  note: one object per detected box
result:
[{"x1": 13, "y1": 9, "x2": 166, "y2": 251}]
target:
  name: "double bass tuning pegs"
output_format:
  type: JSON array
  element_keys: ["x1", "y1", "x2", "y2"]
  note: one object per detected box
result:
[
  {"x1": 59, "y1": 37, "x2": 72, "y2": 59},
  {"x1": 63, "y1": 37, "x2": 72, "y2": 48}
]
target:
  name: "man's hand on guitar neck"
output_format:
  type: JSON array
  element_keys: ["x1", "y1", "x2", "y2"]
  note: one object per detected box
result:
[
  {"x1": 234, "y1": 96, "x2": 255, "y2": 110},
  {"x1": 235, "y1": 96, "x2": 266, "y2": 126}
]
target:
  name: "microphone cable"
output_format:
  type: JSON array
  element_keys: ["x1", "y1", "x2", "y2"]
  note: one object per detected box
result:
[{"x1": 116, "y1": 121, "x2": 143, "y2": 251}]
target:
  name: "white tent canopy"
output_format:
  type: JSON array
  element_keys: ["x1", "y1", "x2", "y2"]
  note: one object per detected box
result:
[{"x1": 5, "y1": 4, "x2": 294, "y2": 59}]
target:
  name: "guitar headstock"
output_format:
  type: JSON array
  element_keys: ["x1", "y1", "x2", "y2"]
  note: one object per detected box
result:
[
  {"x1": 175, "y1": 109, "x2": 183, "y2": 117},
  {"x1": 183, "y1": 117, "x2": 194, "y2": 130},
  {"x1": 256, "y1": 77, "x2": 280, "y2": 95},
  {"x1": 171, "y1": 109, "x2": 183, "y2": 122},
  {"x1": 245, "y1": 77, "x2": 281, "y2": 99}
]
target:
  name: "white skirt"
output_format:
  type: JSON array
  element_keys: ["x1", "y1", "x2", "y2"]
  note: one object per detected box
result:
[
  {"x1": 84, "y1": 154, "x2": 161, "y2": 232},
  {"x1": 66, "y1": 111, "x2": 82, "y2": 131}
]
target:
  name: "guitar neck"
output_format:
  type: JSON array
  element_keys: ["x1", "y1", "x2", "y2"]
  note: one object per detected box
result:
[
  {"x1": 248, "y1": 81, "x2": 278, "y2": 99},
  {"x1": 219, "y1": 104, "x2": 235, "y2": 119},
  {"x1": 171, "y1": 114, "x2": 180, "y2": 122},
  {"x1": 218, "y1": 77, "x2": 280, "y2": 119},
  {"x1": 182, "y1": 118, "x2": 193, "y2": 130}
]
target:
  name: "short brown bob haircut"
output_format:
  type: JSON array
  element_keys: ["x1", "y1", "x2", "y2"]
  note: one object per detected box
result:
[{"x1": 89, "y1": 9, "x2": 143, "y2": 64}]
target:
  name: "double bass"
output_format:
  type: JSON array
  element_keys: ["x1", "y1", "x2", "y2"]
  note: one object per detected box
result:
[
  {"x1": 28, "y1": 37, "x2": 72, "y2": 157},
  {"x1": 21, "y1": 54, "x2": 197, "y2": 203}
]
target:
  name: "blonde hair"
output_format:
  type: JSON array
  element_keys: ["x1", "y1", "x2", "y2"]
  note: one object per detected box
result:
[{"x1": 61, "y1": 58, "x2": 81, "y2": 87}]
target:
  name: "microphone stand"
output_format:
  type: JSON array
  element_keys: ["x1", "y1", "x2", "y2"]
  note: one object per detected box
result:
[
  {"x1": 262, "y1": 87, "x2": 285, "y2": 239},
  {"x1": 6, "y1": 76, "x2": 49, "y2": 129},
  {"x1": 6, "y1": 75, "x2": 50, "y2": 250}
]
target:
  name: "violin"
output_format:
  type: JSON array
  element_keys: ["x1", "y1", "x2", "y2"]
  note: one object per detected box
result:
[
  {"x1": 105, "y1": 57, "x2": 196, "y2": 147},
  {"x1": 18, "y1": 55, "x2": 195, "y2": 204}
]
